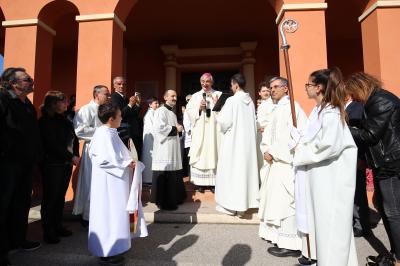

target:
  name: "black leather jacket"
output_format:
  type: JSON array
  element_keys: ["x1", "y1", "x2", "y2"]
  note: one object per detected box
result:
[{"x1": 350, "y1": 88, "x2": 400, "y2": 176}]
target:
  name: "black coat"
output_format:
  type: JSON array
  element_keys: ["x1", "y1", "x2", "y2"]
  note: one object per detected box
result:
[
  {"x1": 38, "y1": 113, "x2": 79, "y2": 165},
  {"x1": 110, "y1": 92, "x2": 142, "y2": 138},
  {"x1": 350, "y1": 89, "x2": 400, "y2": 176},
  {"x1": 0, "y1": 89, "x2": 42, "y2": 162}
]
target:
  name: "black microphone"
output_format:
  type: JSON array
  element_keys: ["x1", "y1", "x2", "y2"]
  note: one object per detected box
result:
[{"x1": 203, "y1": 93, "x2": 211, "y2": 117}]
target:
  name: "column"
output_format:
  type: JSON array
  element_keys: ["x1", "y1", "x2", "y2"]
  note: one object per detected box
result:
[
  {"x1": 359, "y1": 1, "x2": 400, "y2": 96},
  {"x1": 276, "y1": 3, "x2": 328, "y2": 114},
  {"x1": 161, "y1": 45, "x2": 178, "y2": 90},
  {"x1": 240, "y1": 42, "x2": 257, "y2": 100},
  {"x1": 75, "y1": 14, "x2": 126, "y2": 107},
  {"x1": 2, "y1": 19, "x2": 55, "y2": 107}
]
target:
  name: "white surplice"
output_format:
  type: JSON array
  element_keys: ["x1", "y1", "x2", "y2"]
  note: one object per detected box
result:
[
  {"x1": 256, "y1": 98, "x2": 275, "y2": 176},
  {"x1": 141, "y1": 108, "x2": 155, "y2": 183},
  {"x1": 293, "y1": 105, "x2": 358, "y2": 266},
  {"x1": 186, "y1": 89, "x2": 222, "y2": 186},
  {"x1": 258, "y1": 96, "x2": 308, "y2": 250},
  {"x1": 182, "y1": 111, "x2": 192, "y2": 149},
  {"x1": 88, "y1": 126, "x2": 140, "y2": 257},
  {"x1": 215, "y1": 90, "x2": 259, "y2": 212},
  {"x1": 73, "y1": 100, "x2": 102, "y2": 220},
  {"x1": 152, "y1": 105, "x2": 182, "y2": 171}
]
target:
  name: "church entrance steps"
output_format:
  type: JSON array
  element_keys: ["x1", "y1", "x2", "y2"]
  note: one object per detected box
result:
[
  {"x1": 142, "y1": 177, "x2": 217, "y2": 203},
  {"x1": 141, "y1": 201, "x2": 259, "y2": 225}
]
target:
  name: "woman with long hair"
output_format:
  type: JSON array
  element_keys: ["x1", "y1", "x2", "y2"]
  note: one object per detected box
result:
[
  {"x1": 347, "y1": 72, "x2": 400, "y2": 266},
  {"x1": 292, "y1": 68, "x2": 358, "y2": 265},
  {"x1": 39, "y1": 91, "x2": 80, "y2": 244}
]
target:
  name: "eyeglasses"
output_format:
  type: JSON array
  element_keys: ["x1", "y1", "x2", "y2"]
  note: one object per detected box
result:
[
  {"x1": 305, "y1": 83, "x2": 317, "y2": 88},
  {"x1": 269, "y1": 84, "x2": 285, "y2": 90}
]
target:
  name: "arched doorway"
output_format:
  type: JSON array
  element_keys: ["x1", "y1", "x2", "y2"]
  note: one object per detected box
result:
[
  {"x1": 122, "y1": 0, "x2": 278, "y2": 105},
  {"x1": 326, "y1": 0, "x2": 365, "y2": 77},
  {"x1": 37, "y1": 1, "x2": 80, "y2": 104}
]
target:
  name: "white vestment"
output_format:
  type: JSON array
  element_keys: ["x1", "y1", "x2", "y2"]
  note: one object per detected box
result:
[
  {"x1": 215, "y1": 90, "x2": 259, "y2": 212},
  {"x1": 256, "y1": 98, "x2": 275, "y2": 176},
  {"x1": 152, "y1": 105, "x2": 182, "y2": 171},
  {"x1": 141, "y1": 108, "x2": 155, "y2": 183},
  {"x1": 258, "y1": 96, "x2": 307, "y2": 250},
  {"x1": 186, "y1": 89, "x2": 222, "y2": 186},
  {"x1": 88, "y1": 126, "x2": 147, "y2": 257},
  {"x1": 293, "y1": 106, "x2": 358, "y2": 266},
  {"x1": 182, "y1": 111, "x2": 192, "y2": 149},
  {"x1": 73, "y1": 100, "x2": 102, "y2": 220}
]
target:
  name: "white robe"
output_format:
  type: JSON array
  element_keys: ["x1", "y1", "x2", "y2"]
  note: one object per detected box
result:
[
  {"x1": 256, "y1": 98, "x2": 275, "y2": 178},
  {"x1": 186, "y1": 89, "x2": 222, "y2": 186},
  {"x1": 182, "y1": 111, "x2": 192, "y2": 149},
  {"x1": 293, "y1": 106, "x2": 358, "y2": 266},
  {"x1": 215, "y1": 90, "x2": 259, "y2": 212},
  {"x1": 152, "y1": 105, "x2": 182, "y2": 171},
  {"x1": 141, "y1": 108, "x2": 155, "y2": 183},
  {"x1": 72, "y1": 100, "x2": 102, "y2": 220},
  {"x1": 258, "y1": 96, "x2": 308, "y2": 250},
  {"x1": 88, "y1": 126, "x2": 147, "y2": 257}
]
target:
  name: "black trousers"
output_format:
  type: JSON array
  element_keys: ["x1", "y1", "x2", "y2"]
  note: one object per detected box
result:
[
  {"x1": 374, "y1": 173, "x2": 400, "y2": 260},
  {"x1": 0, "y1": 162, "x2": 34, "y2": 260},
  {"x1": 41, "y1": 163, "x2": 72, "y2": 234},
  {"x1": 353, "y1": 168, "x2": 371, "y2": 232},
  {"x1": 151, "y1": 170, "x2": 186, "y2": 210}
]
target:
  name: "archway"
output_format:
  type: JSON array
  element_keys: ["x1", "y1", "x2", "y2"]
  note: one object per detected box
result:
[
  {"x1": 326, "y1": 0, "x2": 365, "y2": 77},
  {"x1": 37, "y1": 1, "x2": 80, "y2": 103},
  {"x1": 122, "y1": 0, "x2": 278, "y2": 105}
]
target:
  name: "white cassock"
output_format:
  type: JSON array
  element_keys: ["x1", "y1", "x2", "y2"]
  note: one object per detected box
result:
[
  {"x1": 256, "y1": 98, "x2": 275, "y2": 178},
  {"x1": 73, "y1": 100, "x2": 102, "y2": 220},
  {"x1": 215, "y1": 90, "x2": 259, "y2": 212},
  {"x1": 293, "y1": 105, "x2": 358, "y2": 266},
  {"x1": 182, "y1": 111, "x2": 191, "y2": 149},
  {"x1": 258, "y1": 96, "x2": 308, "y2": 250},
  {"x1": 186, "y1": 89, "x2": 222, "y2": 186},
  {"x1": 88, "y1": 125, "x2": 147, "y2": 257},
  {"x1": 141, "y1": 108, "x2": 155, "y2": 183}
]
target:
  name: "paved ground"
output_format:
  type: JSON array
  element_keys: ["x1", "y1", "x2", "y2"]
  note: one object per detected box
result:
[{"x1": 10, "y1": 203, "x2": 391, "y2": 266}]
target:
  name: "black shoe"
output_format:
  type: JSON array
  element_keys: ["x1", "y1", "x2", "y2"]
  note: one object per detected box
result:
[
  {"x1": 197, "y1": 186, "x2": 205, "y2": 193},
  {"x1": 267, "y1": 246, "x2": 301, "y2": 258},
  {"x1": 43, "y1": 233, "x2": 60, "y2": 244},
  {"x1": 80, "y1": 218, "x2": 89, "y2": 228},
  {"x1": 99, "y1": 255, "x2": 125, "y2": 265},
  {"x1": 298, "y1": 255, "x2": 317, "y2": 265},
  {"x1": 20, "y1": 241, "x2": 41, "y2": 251},
  {"x1": 210, "y1": 187, "x2": 215, "y2": 193},
  {"x1": 366, "y1": 254, "x2": 395, "y2": 266},
  {"x1": 56, "y1": 227, "x2": 73, "y2": 237}
]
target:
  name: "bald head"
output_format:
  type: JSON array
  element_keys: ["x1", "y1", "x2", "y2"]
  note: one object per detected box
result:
[{"x1": 164, "y1": 89, "x2": 177, "y2": 107}]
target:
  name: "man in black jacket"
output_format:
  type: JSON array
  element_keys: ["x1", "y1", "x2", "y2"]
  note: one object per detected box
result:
[
  {"x1": 0, "y1": 67, "x2": 43, "y2": 265},
  {"x1": 110, "y1": 76, "x2": 143, "y2": 156},
  {"x1": 347, "y1": 72, "x2": 400, "y2": 265}
]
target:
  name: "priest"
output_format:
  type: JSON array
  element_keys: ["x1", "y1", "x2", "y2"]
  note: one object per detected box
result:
[
  {"x1": 151, "y1": 90, "x2": 186, "y2": 210},
  {"x1": 258, "y1": 77, "x2": 308, "y2": 257},
  {"x1": 186, "y1": 73, "x2": 222, "y2": 192},
  {"x1": 88, "y1": 103, "x2": 147, "y2": 265},
  {"x1": 73, "y1": 85, "x2": 110, "y2": 224},
  {"x1": 215, "y1": 73, "x2": 259, "y2": 215}
]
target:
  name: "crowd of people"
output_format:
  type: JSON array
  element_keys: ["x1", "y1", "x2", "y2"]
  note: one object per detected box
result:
[{"x1": 0, "y1": 66, "x2": 399, "y2": 266}]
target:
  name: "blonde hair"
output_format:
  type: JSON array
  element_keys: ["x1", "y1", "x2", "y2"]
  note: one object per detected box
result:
[{"x1": 345, "y1": 72, "x2": 382, "y2": 103}]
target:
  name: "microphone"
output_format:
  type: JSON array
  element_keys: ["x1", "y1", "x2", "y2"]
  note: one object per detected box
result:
[{"x1": 203, "y1": 92, "x2": 211, "y2": 117}]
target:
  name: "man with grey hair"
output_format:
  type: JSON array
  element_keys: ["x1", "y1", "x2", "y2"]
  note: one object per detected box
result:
[
  {"x1": 111, "y1": 76, "x2": 143, "y2": 154},
  {"x1": 73, "y1": 85, "x2": 110, "y2": 225}
]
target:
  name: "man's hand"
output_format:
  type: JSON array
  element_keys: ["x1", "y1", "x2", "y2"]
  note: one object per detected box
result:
[
  {"x1": 128, "y1": 161, "x2": 136, "y2": 169},
  {"x1": 72, "y1": 156, "x2": 80, "y2": 166},
  {"x1": 263, "y1": 152, "x2": 273, "y2": 162},
  {"x1": 199, "y1": 99, "x2": 206, "y2": 111},
  {"x1": 129, "y1": 96, "x2": 137, "y2": 106},
  {"x1": 176, "y1": 124, "x2": 184, "y2": 133}
]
